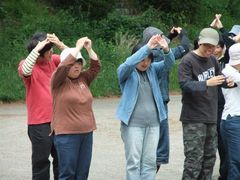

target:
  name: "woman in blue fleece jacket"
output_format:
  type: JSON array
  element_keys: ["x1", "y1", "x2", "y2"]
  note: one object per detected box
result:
[{"x1": 116, "y1": 34, "x2": 175, "y2": 180}]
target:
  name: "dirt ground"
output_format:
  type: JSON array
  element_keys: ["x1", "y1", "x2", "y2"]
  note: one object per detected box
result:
[{"x1": 0, "y1": 94, "x2": 220, "y2": 180}]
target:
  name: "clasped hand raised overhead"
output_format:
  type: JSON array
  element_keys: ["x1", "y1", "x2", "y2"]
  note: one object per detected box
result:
[{"x1": 147, "y1": 34, "x2": 169, "y2": 53}]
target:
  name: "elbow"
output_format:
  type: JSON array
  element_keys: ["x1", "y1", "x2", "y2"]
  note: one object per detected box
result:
[
  {"x1": 182, "y1": 44, "x2": 190, "y2": 54},
  {"x1": 179, "y1": 82, "x2": 191, "y2": 92}
]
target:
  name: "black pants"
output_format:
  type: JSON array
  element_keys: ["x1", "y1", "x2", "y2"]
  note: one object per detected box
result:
[
  {"x1": 217, "y1": 106, "x2": 228, "y2": 180},
  {"x1": 28, "y1": 123, "x2": 58, "y2": 180}
]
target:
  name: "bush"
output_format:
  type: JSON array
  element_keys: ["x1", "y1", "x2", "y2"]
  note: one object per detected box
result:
[
  {"x1": 43, "y1": 0, "x2": 116, "y2": 20},
  {"x1": 0, "y1": 0, "x2": 239, "y2": 102},
  {"x1": 0, "y1": 1, "x2": 100, "y2": 101},
  {"x1": 89, "y1": 35, "x2": 135, "y2": 97},
  {"x1": 92, "y1": 8, "x2": 170, "y2": 43}
]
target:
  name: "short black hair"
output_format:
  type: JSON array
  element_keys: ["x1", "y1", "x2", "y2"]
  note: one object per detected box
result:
[
  {"x1": 26, "y1": 32, "x2": 53, "y2": 57},
  {"x1": 131, "y1": 42, "x2": 153, "y2": 61},
  {"x1": 218, "y1": 39, "x2": 225, "y2": 49},
  {"x1": 193, "y1": 38, "x2": 199, "y2": 50},
  {"x1": 76, "y1": 58, "x2": 83, "y2": 65}
]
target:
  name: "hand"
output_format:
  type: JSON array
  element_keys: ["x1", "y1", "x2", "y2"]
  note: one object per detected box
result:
[
  {"x1": 34, "y1": 38, "x2": 51, "y2": 52},
  {"x1": 156, "y1": 35, "x2": 169, "y2": 53},
  {"x1": 76, "y1": 37, "x2": 88, "y2": 51},
  {"x1": 232, "y1": 34, "x2": 240, "y2": 42},
  {"x1": 170, "y1": 27, "x2": 176, "y2": 34},
  {"x1": 172, "y1": 27, "x2": 182, "y2": 34},
  {"x1": 210, "y1": 14, "x2": 223, "y2": 29},
  {"x1": 206, "y1": 75, "x2": 225, "y2": 86},
  {"x1": 147, "y1": 34, "x2": 169, "y2": 52},
  {"x1": 226, "y1": 77, "x2": 234, "y2": 87},
  {"x1": 215, "y1": 14, "x2": 223, "y2": 29},
  {"x1": 168, "y1": 27, "x2": 179, "y2": 40},
  {"x1": 84, "y1": 38, "x2": 92, "y2": 51},
  {"x1": 47, "y1": 33, "x2": 60, "y2": 45},
  {"x1": 84, "y1": 38, "x2": 98, "y2": 60},
  {"x1": 215, "y1": 14, "x2": 222, "y2": 19},
  {"x1": 47, "y1": 33, "x2": 67, "y2": 50},
  {"x1": 147, "y1": 34, "x2": 160, "y2": 49}
]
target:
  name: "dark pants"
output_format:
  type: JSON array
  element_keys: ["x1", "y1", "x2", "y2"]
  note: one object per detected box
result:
[
  {"x1": 182, "y1": 123, "x2": 217, "y2": 180},
  {"x1": 54, "y1": 132, "x2": 93, "y2": 180},
  {"x1": 156, "y1": 102, "x2": 169, "y2": 165},
  {"x1": 28, "y1": 123, "x2": 58, "y2": 180},
  {"x1": 217, "y1": 107, "x2": 228, "y2": 180}
]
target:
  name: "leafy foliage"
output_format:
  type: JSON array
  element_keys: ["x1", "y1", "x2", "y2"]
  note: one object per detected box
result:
[
  {"x1": 0, "y1": 0, "x2": 239, "y2": 102},
  {"x1": 41, "y1": 0, "x2": 116, "y2": 19}
]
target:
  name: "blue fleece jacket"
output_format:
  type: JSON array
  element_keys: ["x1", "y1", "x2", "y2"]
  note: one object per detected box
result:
[{"x1": 116, "y1": 45, "x2": 175, "y2": 125}]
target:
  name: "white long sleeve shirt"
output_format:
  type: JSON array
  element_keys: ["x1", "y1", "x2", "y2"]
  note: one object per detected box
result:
[{"x1": 221, "y1": 64, "x2": 240, "y2": 120}]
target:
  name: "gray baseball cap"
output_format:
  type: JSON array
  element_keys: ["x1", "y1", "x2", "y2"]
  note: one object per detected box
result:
[{"x1": 198, "y1": 28, "x2": 219, "y2": 46}]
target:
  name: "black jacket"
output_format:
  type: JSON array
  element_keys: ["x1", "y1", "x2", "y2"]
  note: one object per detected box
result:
[{"x1": 178, "y1": 51, "x2": 221, "y2": 123}]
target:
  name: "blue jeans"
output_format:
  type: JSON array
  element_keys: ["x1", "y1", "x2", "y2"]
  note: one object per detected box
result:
[
  {"x1": 156, "y1": 102, "x2": 169, "y2": 164},
  {"x1": 221, "y1": 116, "x2": 240, "y2": 180},
  {"x1": 54, "y1": 132, "x2": 93, "y2": 180},
  {"x1": 121, "y1": 125, "x2": 159, "y2": 180}
]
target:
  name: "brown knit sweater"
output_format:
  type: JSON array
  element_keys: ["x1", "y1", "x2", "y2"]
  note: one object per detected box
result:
[{"x1": 51, "y1": 54, "x2": 101, "y2": 135}]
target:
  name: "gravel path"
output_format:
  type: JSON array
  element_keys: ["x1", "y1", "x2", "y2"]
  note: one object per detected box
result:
[{"x1": 0, "y1": 95, "x2": 220, "y2": 180}]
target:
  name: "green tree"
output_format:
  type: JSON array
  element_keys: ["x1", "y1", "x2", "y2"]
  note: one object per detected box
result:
[
  {"x1": 42, "y1": 0, "x2": 116, "y2": 19},
  {"x1": 227, "y1": 0, "x2": 240, "y2": 19}
]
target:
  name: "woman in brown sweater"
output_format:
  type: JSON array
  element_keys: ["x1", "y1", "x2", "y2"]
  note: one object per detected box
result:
[{"x1": 51, "y1": 37, "x2": 101, "y2": 180}]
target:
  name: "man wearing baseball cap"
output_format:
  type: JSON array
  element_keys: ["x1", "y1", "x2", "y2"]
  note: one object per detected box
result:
[{"x1": 178, "y1": 28, "x2": 234, "y2": 180}]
